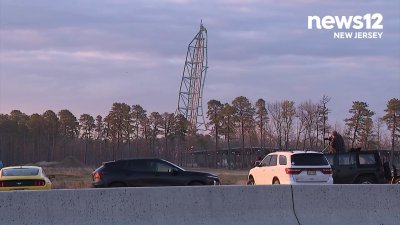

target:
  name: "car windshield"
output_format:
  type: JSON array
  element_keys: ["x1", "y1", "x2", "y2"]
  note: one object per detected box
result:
[
  {"x1": 2, "y1": 168, "x2": 40, "y2": 176},
  {"x1": 291, "y1": 153, "x2": 329, "y2": 166}
]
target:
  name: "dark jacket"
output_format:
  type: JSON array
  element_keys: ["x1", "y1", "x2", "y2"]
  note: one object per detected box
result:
[{"x1": 330, "y1": 134, "x2": 345, "y2": 153}]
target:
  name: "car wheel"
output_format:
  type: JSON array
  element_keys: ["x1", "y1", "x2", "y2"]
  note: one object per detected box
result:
[
  {"x1": 189, "y1": 181, "x2": 204, "y2": 186},
  {"x1": 357, "y1": 176, "x2": 376, "y2": 184},
  {"x1": 109, "y1": 182, "x2": 126, "y2": 187},
  {"x1": 247, "y1": 177, "x2": 255, "y2": 185},
  {"x1": 273, "y1": 178, "x2": 280, "y2": 185}
]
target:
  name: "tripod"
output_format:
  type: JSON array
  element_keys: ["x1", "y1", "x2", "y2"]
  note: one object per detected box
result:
[{"x1": 321, "y1": 144, "x2": 330, "y2": 153}]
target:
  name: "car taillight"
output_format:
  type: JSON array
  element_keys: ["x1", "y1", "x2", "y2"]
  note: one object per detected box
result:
[
  {"x1": 94, "y1": 172, "x2": 102, "y2": 181},
  {"x1": 285, "y1": 168, "x2": 302, "y2": 175},
  {"x1": 34, "y1": 180, "x2": 45, "y2": 186},
  {"x1": 321, "y1": 168, "x2": 332, "y2": 174}
]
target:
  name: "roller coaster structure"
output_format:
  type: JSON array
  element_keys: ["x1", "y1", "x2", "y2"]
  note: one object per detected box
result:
[{"x1": 177, "y1": 22, "x2": 208, "y2": 133}]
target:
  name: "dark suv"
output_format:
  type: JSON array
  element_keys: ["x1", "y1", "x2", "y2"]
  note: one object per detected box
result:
[
  {"x1": 92, "y1": 158, "x2": 220, "y2": 187},
  {"x1": 324, "y1": 150, "x2": 389, "y2": 184}
]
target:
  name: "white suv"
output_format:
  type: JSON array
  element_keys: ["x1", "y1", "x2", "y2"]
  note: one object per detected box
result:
[{"x1": 248, "y1": 151, "x2": 333, "y2": 185}]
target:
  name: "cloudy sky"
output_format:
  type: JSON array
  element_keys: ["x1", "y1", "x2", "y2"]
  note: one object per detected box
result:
[{"x1": 0, "y1": 0, "x2": 399, "y2": 125}]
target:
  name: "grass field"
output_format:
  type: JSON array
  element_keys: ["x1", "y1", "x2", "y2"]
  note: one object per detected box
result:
[
  {"x1": 30, "y1": 157, "x2": 93, "y2": 189},
  {"x1": 190, "y1": 168, "x2": 248, "y2": 185}
]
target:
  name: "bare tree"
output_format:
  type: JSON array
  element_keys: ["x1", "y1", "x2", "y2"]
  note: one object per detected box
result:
[
  {"x1": 374, "y1": 116, "x2": 384, "y2": 149},
  {"x1": 268, "y1": 102, "x2": 283, "y2": 149},
  {"x1": 281, "y1": 100, "x2": 296, "y2": 150},
  {"x1": 319, "y1": 95, "x2": 331, "y2": 148},
  {"x1": 302, "y1": 101, "x2": 319, "y2": 150},
  {"x1": 296, "y1": 102, "x2": 309, "y2": 149}
]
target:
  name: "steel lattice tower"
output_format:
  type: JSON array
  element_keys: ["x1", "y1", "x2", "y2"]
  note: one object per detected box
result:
[{"x1": 177, "y1": 22, "x2": 208, "y2": 133}]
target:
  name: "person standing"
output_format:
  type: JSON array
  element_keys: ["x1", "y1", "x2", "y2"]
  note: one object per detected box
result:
[{"x1": 328, "y1": 130, "x2": 345, "y2": 153}]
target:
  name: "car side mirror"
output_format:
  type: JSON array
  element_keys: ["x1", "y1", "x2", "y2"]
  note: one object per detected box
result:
[
  {"x1": 48, "y1": 175, "x2": 55, "y2": 180},
  {"x1": 255, "y1": 161, "x2": 261, "y2": 167}
]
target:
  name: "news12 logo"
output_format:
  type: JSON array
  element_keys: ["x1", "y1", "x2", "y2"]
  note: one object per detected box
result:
[{"x1": 307, "y1": 13, "x2": 383, "y2": 39}]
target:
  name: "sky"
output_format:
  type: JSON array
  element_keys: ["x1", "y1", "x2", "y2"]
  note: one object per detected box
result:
[{"x1": 0, "y1": 0, "x2": 399, "y2": 125}]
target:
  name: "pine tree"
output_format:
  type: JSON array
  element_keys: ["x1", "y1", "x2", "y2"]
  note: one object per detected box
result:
[
  {"x1": 232, "y1": 96, "x2": 255, "y2": 168},
  {"x1": 58, "y1": 109, "x2": 78, "y2": 159},
  {"x1": 220, "y1": 103, "x2": 236, "y2": 169},
  {"x1": 43, "y1": 110, "x2": 59, "y2": 161},
  {"x1": 104, "y1": 103, "x2": 131, "y2": 159},
  {"x1": 79, "y1": 114, "x2": 95, "y2": 163},
  {"x1": 382, "y1": 98, "x2": 400, "y2": 164},
  {"x1": 344, "y1": 101, "x2": 375, "y2": 149},
  {"x1": 131, "y1": 104, "x2": 147, "y2": 153},
  {"x1": 255, "y1": 98, "x2": 268, "y2": 150},
  {"x1": 161, "y1": 112, "x2": 175, "y2": 159},
  {"x1": 149, "y1": 112, "x2": 162, "y2": 156},
  {"x1": 207, "y1": 99, "x2": 223, "y2": 167}
]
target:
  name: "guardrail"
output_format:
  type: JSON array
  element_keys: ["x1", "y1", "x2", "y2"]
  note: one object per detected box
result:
[{"x1": 0, "y1": 185, "x2": 398, "y2": 225}]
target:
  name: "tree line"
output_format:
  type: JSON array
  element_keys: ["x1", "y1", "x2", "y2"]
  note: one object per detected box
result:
[{"x1": 0, "y1": 97, "x2": 398, "y2": 168}]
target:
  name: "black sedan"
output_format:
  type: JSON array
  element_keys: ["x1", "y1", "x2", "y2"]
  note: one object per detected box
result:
[{"x1": 92, "y1": 158, "x2": 220, "y2": 187}]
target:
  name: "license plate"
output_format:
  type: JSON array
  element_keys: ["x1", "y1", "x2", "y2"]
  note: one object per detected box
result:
[{"x1": 307, "y1": 170, "x2": 316, "y2": 175}]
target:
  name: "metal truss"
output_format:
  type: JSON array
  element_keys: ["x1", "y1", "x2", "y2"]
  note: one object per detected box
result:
[{"x1": 177, "y1": 22, "x2": 208, "y2": 133}]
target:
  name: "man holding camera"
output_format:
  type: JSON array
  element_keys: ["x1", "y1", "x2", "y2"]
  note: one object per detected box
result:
[{"x1": 328, "y1": 130, "x2": 345, "y2": 153}]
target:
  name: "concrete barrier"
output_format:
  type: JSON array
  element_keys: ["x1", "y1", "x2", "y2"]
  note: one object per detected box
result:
[
  {"x1": 292, "y1": 185, "x2": 400, "y2": 225},
  {"x1": 1, "y1": 185, "x2": 398, "y2": 225},
  {"x1": 0, "y1": 185, "x2": 298, "y2": 225}
]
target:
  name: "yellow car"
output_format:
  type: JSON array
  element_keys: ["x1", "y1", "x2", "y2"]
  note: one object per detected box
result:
[{"x1": 0, "y1": 166, "x2": 52, "y2": 191}]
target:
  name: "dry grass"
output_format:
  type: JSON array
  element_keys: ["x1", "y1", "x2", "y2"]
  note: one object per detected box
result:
[
  {"x1": 32, "y1": 156, "x2": 95, "y2": 189},
  {"x1": 188, "y1": 167, "x2": 249, "y2": 185},
  {"x1": 44, "y1": 167, "x2": 94, "y2": 189}
]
